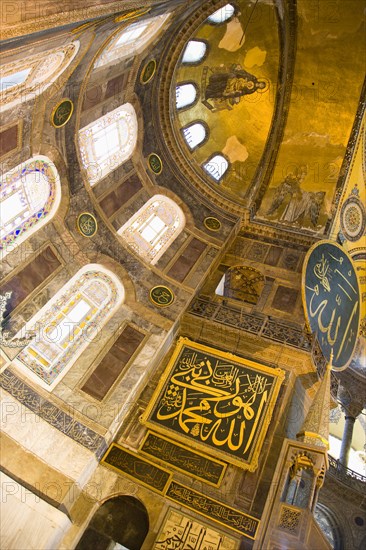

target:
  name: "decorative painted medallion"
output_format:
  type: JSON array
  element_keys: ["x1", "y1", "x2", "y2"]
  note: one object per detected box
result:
[
  {"x1": 204, "y1": 216, "x2": 221, "y2": 232},
  {"x1": 148, "y1": 153, "x2": 163, "y2": 174},
  {"x1": 340, "y1": 196, "x2": 366, "y2": 242},
  {"x1": 51, "y1": 98, "x2": 74, "y2": 128},
  {"x1": 140, "y1": 59, "x2": 157, "y2": 85},
  {"x1": 149, "y1": 285, "x2": 174, "y2": 307},
  {"x1": 77, "y1": 212, "x2": 98, "y2": 238},
  {"x1": 141, "y1": 338, "x2": 284, "y2": 470},
  {"x1": 302, "y1": 240, "x2": 360, "y2": 370}
]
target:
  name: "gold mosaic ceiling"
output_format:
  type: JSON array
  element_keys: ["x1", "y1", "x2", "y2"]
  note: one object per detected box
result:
[{"x1": 172, "y1": 0, "x2": 365, "y2": 233}]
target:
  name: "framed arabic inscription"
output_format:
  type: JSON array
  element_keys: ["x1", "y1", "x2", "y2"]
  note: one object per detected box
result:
[
  {"x1": 302, "y1": 240, "x2": 360, "y2": 370},
  {"x1": 141, "y1": 338, "x2": 285, "y2": 470},
  {"x1": 154, "y1": 508, "x2": 239, "y2": 549}
]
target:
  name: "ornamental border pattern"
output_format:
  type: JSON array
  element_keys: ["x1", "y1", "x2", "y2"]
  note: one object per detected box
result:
[{"x1": 0, "y1": 368, "x2": 106, "y2": 456}]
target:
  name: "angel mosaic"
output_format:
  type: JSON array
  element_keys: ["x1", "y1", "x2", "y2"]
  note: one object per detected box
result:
[{"x1": 266, "y1": 171, "x2": 326, "y2": 227}]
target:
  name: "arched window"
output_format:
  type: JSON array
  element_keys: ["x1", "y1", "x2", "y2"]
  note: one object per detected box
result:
[
  {"x1": 182, "y1": 40, "x2": 207, "y2": 64},
  {"x1": 0, "y1": 42, "x2": 79, "y2": 111},
  {"x1": 78, "y1": 103, "x2": 138, "y2": 185},
  {"x1": 182, "y1": 122, "x2": 207, "y2": 149},
  {"x1": 204, "y1": 154, "x2": 229, "y2": 181},
  {"x1": 207, "y1": 3, "x2": 235, "y2": 24},
  {"x1": 94, "y1": 13, "x2": 171, "y2": 68},
  {"x1": 0, "y1": 156, "x2": 61, "y2": 258},
  {"x1": 118, "y1": 195, "x2": 185, "y2": 265},
  {"x1": 14, "y1": 265, "x2": 124, "y2": 389},
  {"x1": 176, "y1": 83, "x2": 197, "y2": 109}
]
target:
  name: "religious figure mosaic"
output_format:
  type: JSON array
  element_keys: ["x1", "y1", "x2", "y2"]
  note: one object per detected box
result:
[{"x1": 141, "y1": 338, "x2": 285, "y2": 470}]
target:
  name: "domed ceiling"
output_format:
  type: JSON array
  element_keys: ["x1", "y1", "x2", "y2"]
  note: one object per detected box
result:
[
  {"x1": 172, "y1": 0, "x2": 279, "y2": 202},
  {"x1": 170, "y1": 0, "x2": 365, "y2": 234}
]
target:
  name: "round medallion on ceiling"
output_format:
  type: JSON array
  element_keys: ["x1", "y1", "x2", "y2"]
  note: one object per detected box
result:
[{"x1": 340, "y1": 196, "x2": 366, "y2": 242}]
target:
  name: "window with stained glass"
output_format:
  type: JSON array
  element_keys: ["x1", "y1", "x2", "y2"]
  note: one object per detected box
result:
[
  {"x1": 0, "y1": 156, "x2": 61, "y2": 258},
  {"x1": 78, "y1": 103, "x2": 138, "y2": 185},
  {"x1": 118, "y1": 195, "x2": 185, "y2": 264},
  {"x1": 182, "y1": 122, "x2": 207, "y2": 149},
  {"x1": 0, "y1": 42, "x2": 79, "y2": 111},
  {"x1": 203, "y1": 154, "x2": 229, "y2": 181},
  {"x1": 207, "y1": 4, "x2": 235, "y2": 24},
  {"x1": 15, "y1": 266, "x2": 124, "y2": 389},
  {"x1": 176, "y1": 83, "x2": 197, "y2": 109},
  {"x1": 94, "y1": 14, "x2": 170, "y2": 68},
  {"x1": 181, "y1": 40, "x2": 207, "y2": 64}
]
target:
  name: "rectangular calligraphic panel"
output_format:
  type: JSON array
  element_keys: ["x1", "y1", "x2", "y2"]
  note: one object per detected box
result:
[
  {"x1": 165, "y1": 481, "x2": 259, "y2": 540},
  {"x1": 141, "y1": 338, "x2": 285, "y2": 470},
  {"x1": 154, "y1": 508, "x2": 239, "y2": 550},
  {"x1": 140, "y1": 431, "x2": 227, "y2": 487},
  {"x1": 101, "y1": 443, "x2": 171, "y2": 494}
]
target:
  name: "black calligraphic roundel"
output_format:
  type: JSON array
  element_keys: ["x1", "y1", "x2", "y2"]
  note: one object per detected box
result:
[{"x1": 302, "y1": 240, "x2": 360, "y2": 370}]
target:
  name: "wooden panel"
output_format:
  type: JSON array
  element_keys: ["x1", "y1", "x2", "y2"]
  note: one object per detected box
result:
[
  {"x1": 0, "y1": 124, "x2": 19, "y2": 157},
  {"x1": 105, "y1": 73, "x2": 127, "y2": 99},
  {"x1": 99, "y1": 176, "x2": 142, "y2": 218},
  {"x1": 1, "y1": 246, "x2": 61, "y2": 317},
  {"x1": 167, "y1": 238, "x2": 206, "y2": 283},
  {"x1": 81, "y1": 325, "x2": 145, "y2": 400}
]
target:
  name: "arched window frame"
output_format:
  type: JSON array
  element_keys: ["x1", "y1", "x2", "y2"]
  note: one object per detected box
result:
[
  {"x1": 175, "y1": 81, "x2": 199, "y2": 111},
  {"x1": 118, "y1": 194, "x2": 185, "y2": 265},
  {"x1": 206, "y1": 3, "x2": 236, "y2": 25},
  {"x1": 94, "y1": 13, "x2": 171, "y2": 68},
  {"x1": 181, "y1": 39, "x2": 209, "y2": 65},
  {"x1": 0, "y1": 155, "x2": 61, "y2": 259},
  {"x1": 203, "y1": 153, "x2": 230, "y2": 182},
  {"x1": 181, "y1": 120, "x2": 209, "y2": 151},
  {"x1": 0, "y1": 41, "x2": 79, "y2": 111},
  {"x1": 13, "y1": 265, "x2": 125, "y2": 390},
  {"x1": 78, "y1": 102, "x2": 138, "y2": 186}
]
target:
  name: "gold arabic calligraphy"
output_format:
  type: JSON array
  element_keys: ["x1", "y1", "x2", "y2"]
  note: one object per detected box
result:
[
  {"x1": 154, "y1": 351, "x2": 271, "y2": 456},
  {"x1": 305, "y1": 250, "x2": 359, "y2": 365}
]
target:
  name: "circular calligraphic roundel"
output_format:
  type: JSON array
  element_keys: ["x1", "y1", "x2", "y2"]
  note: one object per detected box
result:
[
  {"x1": 204, "y1": 216, "x2": 221, "y2": 232},
  {"x1": 149, "y1": 285, "x2": 174, "y2": 307},
  {"x1": 340, "y1": 196, "x2": 366, "y2": 242},
  {"x1": 140, "y1": 59, "x2": 157, "y2": 85},
  {"x1": 302, "y1": 240, "x2": 360, "y2": 370},
  {"x1": 51, "y1": 98, "x2": 74, "y2": 128},
  {"x1": 77, "y1": 212, "x2": 98, "y2": 238}
]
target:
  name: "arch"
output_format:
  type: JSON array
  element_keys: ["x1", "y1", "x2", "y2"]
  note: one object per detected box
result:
[
  {"x1": 0, "y1": 156, "x2": 61, "y2": 258},
  {"x1": 203, "y1": 154, "x2": 229, "y2": 181},
  {"x1": 14, "y1": 265, "x2": 124, "y2": 390},
  {"x1": 118, "y1": 194, "x2": 185, "y2": 265},
  {"x1": 0, "y1": 41, "x2": 79, "y2": 111},
  {"x1": 181, "y1": 40, "x2": 208, "y2": 64},
  {"x1": 176, "y1": 82, "x2": 198, "y2": 110},
  {"x1": 314, "y1": 504, "x2": 343, "y2": 550},
  {"x1": 76, "y1": 496, "x2": 149, "y2": 550},
  {"x1": 207, "y1": 4, "x2": 236, "y2": 24},
  {"x1": 182, "y1": 122, "x2": 208, "y2": 150},
  {"x1": 78, "y1": 103, "x2": 138, "y2": 186},
  {"x1": 94, "y1": 13, "x2": 171, "y2": 68}
]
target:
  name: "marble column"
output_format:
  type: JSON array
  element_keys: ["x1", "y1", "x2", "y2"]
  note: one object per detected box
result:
[{"x1": 339, "y1": 415, "x2": 356, "y2": 467}]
